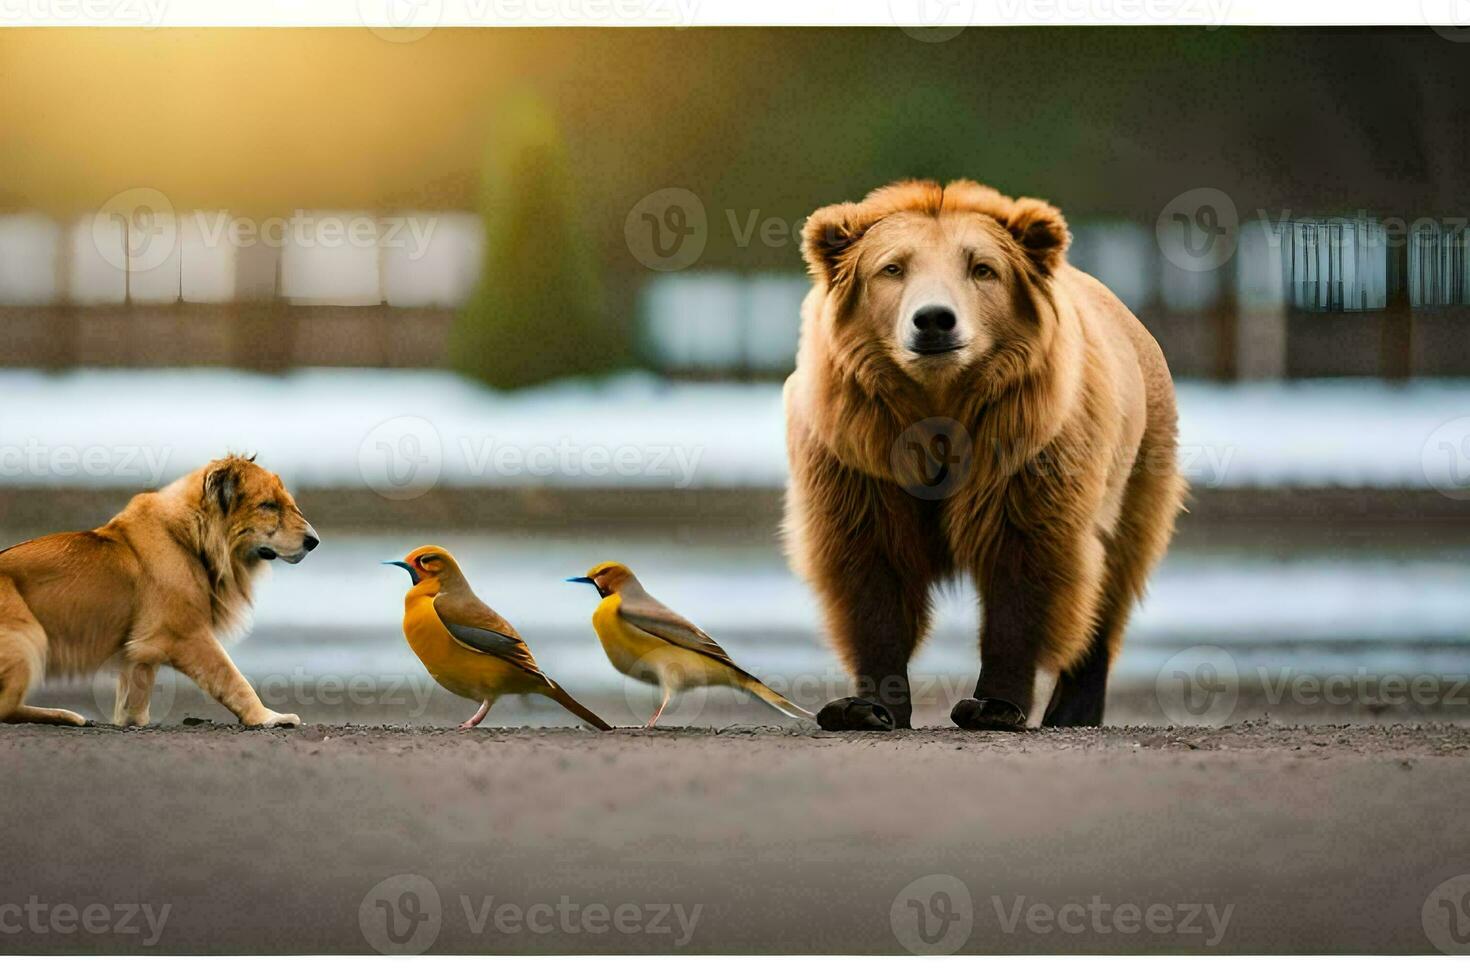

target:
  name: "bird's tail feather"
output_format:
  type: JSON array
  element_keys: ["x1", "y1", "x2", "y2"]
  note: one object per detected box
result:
[
  {"x1": 545, "y1": 684, "x2": 614, "y2": 731},
  {"x1": 735, "y1": 673, "x2": 816, "y2": 723}
]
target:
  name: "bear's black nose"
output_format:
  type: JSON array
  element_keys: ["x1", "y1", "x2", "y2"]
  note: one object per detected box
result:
[{"x1": 912, "y1": 305, "x2": 957, "y2": 333}]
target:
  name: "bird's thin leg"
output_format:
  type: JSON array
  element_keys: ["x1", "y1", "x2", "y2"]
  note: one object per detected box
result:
[
  {"x1": 459, "y1": 699, "x2": 492, "y2": 730},
  {"x1": 645, "y1": 689, "x2": 672, "y2": 728}
]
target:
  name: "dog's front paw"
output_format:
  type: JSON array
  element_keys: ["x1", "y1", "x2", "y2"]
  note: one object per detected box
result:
[
  {"x1": 817, "y1": 697, "x2": 896, "y2": 732},
  {"x1": 951, "y1": 698, "x2": 1027, "y2": 732},
  {"x1": 248, "y1": 711, "x2": 301, "y2": 729}
]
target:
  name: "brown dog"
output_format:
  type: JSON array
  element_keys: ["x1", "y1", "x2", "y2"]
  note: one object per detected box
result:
[
  {"x1": 784, "y1": 180, "x2": 1186, "y2": 731},
  {"x1": 0, "y1": 454, "x2": 318, "y2": 727}
]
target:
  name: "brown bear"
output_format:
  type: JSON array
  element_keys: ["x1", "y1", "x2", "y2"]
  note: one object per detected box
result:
[{"x1": 783, "y1": 179, "x2": 1186, "y2": 731}]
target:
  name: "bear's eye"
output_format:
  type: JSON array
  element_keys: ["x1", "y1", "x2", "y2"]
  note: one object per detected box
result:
[
  {"x1": 880, "y1": 263, "x2": 904, "y2": 278},
  {"x1": 971, "y1": 263, "x2": 997, "y2": 281}
]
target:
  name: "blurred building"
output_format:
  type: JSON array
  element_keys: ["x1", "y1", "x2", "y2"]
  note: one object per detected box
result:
[{"x1": 2, "y1": 27, "x2": 1468, "y2": 381}]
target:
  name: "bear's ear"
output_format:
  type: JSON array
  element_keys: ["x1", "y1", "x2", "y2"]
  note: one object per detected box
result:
[
  {"x1": 1004, "y1": 197, "x2": 1070, "y2": 274},
  {"x1": 800, "y1": 202, "x2": 870, "y2": 287}
]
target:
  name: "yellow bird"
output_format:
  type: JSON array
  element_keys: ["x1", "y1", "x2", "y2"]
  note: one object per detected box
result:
[
  {"x1": 387, "y1": 545, "x2": 611, "y2": 731},
  {"x1": 567, "y1": 561, "x2": 814, "y2": 727}
]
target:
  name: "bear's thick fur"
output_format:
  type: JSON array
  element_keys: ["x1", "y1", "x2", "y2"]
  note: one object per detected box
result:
[{"x1": 783, "y1": 180, "x2": 1185, "y2": 731}]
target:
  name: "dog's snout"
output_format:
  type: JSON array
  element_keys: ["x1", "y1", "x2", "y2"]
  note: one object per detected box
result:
[
  {"x1": 912, "y1": 305, "x2": 957, "y2": 333},
  {"x1": 302, "y1": 531, "x2": 320, "y2": 552}
]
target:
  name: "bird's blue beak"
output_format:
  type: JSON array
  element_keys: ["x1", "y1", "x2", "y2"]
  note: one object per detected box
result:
[
  {"x1": 384, "y1": 560, "x2": 420, "y2": 585},
  {"x1": 565, "y1": 576, "x2": 595, "y2": 585}
]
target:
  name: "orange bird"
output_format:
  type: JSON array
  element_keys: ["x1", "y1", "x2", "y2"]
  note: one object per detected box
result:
[{"x1": 386, "y1": 545, "x2": 611, "y2": 731}]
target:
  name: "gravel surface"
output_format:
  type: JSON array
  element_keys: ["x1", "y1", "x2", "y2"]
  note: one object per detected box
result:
[{"x1": 3, "y1": 721, "x2": 1470, "y2": 954}]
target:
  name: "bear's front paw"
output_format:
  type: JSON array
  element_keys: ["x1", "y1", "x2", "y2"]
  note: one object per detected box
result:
[
  {"x1": 951, "y1": 698, "x2": 1026, "y2": 732},
  {"x1": 817, "y1": 697, "x2": 896, "y2": 732}
]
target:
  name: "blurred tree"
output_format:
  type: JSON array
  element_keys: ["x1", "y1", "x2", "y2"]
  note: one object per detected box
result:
[{"x1": 452, "y1": 90, "x2": 623, "y2": 389}]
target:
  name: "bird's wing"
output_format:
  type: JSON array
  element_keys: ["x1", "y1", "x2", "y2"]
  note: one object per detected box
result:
[
  {"x1": 617, "y1": 591, "x2": 741, "y2": 670},
  {"x1": 432, "y1": 591, "x2": 547, "y2": 681}
]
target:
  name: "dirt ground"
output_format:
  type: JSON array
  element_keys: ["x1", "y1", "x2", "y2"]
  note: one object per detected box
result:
[{"x1": 4, "y1": 721, "x2": 1470, "y2": 955}]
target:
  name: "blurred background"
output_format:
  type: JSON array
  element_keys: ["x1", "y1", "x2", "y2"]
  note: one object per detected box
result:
[{"x1": 2, "y1": 26, "x2": 1469, "y2": 728}]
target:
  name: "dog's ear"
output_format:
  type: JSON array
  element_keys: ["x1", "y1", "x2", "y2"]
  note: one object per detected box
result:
[
  {"x1": 203, "y1": 460, "x2": 241, "y2": 513},
  {"x1": 1004, "y1": 197, "x2": 1070, "y2": 274},
  {"x1": 800, "y1": 202, "x2": 871, "y2": 289}
]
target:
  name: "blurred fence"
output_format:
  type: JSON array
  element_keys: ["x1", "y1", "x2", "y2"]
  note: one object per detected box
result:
[{"x1": 1, "y1": 209, "x2": 1468, "y2": 378}]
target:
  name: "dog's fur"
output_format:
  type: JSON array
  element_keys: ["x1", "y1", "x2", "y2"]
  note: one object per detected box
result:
[
  {"x1": 784, "y1": 179, "x2": 1186, "y2": 729},
  {"x1": 0, "y1": 454, "x2": 318, "y2": 727}
]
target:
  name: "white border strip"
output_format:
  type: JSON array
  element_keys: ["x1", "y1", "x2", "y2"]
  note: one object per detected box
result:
[{"x1": 0, "y1": 0, "x2": 1462, "y2": 28}]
